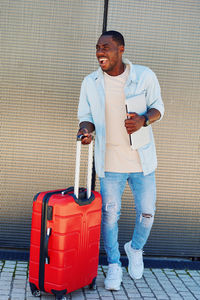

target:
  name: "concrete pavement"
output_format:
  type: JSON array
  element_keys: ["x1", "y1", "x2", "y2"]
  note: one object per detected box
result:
[{"x1": 0, "y1": 260, "x2": 200, "y2": 300}]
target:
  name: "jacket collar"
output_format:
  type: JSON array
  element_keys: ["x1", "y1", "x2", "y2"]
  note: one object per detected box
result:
[
  {"x1": 94, "y1": 58, "x2": 137, "y2": 84},
  {"x1": 123, "y1": 58, "x2": 137, "y2": 85}
]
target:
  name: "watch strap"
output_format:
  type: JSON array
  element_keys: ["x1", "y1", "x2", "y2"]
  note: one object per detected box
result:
[{"x1": 143, "y1": 113, "x2": 150, "y2": 127}]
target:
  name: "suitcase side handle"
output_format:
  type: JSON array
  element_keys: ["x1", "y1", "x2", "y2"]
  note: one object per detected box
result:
[{"x1": 44, "y1": 227, "x2": 51, "y2": 264}]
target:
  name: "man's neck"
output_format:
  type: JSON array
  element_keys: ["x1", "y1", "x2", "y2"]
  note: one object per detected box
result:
[{"x1": 106, "y1": 62, "x2": 125, "y2": 76}]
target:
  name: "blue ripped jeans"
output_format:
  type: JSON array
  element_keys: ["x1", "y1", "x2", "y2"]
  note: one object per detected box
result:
[{"x1": 100, "y1": 171, "x2": 156, "y2": 266}]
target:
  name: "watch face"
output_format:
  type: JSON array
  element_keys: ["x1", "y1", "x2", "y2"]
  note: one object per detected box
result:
[
  {"x1": 146, "y1": 119, "x2": 150, "y2": 126},
  {"x1": 144, "y1": 114, "x2": 150, "y2": 127}
]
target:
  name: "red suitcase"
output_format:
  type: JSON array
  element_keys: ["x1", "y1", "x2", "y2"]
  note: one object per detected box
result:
[{"x1": 29, "y1": 138, "x2": 102, "y2": 300}]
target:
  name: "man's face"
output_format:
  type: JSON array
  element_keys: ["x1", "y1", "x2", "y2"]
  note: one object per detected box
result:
[{"x1": 96, "y1": 35, "x2": 124, "y2": 76}]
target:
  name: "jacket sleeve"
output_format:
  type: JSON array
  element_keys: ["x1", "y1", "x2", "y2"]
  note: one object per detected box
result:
[
  {"x1": 145, "y1": 68, "x2": 165, "y2": 121},
  {"x1": 78, "y1": 77, "x2": 94, "y2": 124}
]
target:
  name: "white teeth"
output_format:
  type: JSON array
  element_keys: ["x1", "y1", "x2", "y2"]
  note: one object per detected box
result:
[{"x1": 99, "y1": 58, "x2": 107, "y2": 63}]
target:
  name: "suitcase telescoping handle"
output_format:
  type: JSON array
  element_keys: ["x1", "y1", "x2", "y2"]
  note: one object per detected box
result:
[{"x1": 74, "y1": 134, "x2": 94, "y2": 200}]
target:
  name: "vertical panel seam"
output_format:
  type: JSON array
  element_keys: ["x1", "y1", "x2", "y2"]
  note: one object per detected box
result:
[{"x1": 102, "y1": 0, "x2": 109, "y2": 33}]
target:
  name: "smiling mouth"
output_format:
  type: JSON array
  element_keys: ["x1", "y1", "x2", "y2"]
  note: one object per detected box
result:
[{"x1": 98, "y1": 57, "x2": 108, "y2": 67}]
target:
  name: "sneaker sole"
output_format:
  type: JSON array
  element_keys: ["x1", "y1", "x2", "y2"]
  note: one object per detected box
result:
[
  {"x1": 105, "y1": 284, "x2": 121, "y2": 291},
  {"x1": 104, "y1": 275, "x2": 122, "y2": 291},
  {"x1": 104, "y1": 278, "x2": 122, "y2": 291}
]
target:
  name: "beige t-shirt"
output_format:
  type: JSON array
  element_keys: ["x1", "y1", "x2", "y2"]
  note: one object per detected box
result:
[{"x1": 104, "y1": 65, "x2": 143, "y2": 173}]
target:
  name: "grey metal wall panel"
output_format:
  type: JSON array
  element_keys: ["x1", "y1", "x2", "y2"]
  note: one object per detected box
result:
[
  {"x1": 0, "y1": 0, "x2": 104, "y2": 248},
  {"x1": 105, "y1": 0, "x2": 200, "y2": 257}
]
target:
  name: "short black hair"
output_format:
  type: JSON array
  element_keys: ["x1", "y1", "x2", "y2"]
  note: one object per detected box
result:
[{"x1": 101, "y1": 30, "x2": 125, "y2": 46}]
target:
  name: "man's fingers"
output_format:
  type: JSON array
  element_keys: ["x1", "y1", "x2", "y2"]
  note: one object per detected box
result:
[
  {"x1": 81, "y1": 134, "x2": 92, "y2": 144},
  {"x1": 77, "y1": 127, "x2": 93, "y2": 144},
  {"x1": 125, "y1": 119, "x2": 137, "y2": 127},
  {"x1": 77, "y1": 127, "x2": 89, "y2": 140},
  {"x1": 124, "y1": 117, "x2": 139, "y2": 134},
  {"x1": 125, "y1": 119, "x2": 136, "y2": 124},
  {"x1": 126, "y1": 113, "x2": 136, "y2": 118}
]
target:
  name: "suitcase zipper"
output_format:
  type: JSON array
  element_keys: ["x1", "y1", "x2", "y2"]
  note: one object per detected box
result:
[{"x1": 38, "y1": 190, "x2": 64, "y2": 292}]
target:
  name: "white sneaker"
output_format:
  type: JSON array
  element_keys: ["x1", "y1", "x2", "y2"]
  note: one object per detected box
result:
[
  {"x1": 124, "y1": 241, "x2": 144, "y2": 280},
  {"x1": 104, "y1": 263, "x2": 123, "y2": 291}
]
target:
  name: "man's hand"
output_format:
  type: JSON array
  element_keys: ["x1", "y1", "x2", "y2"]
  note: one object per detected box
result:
[
  {"x1": 77, "y1": 121, "x2": 95, "y2": 145},
  {"x1": 124, "y1": 113, "x2": 145, "y2": 134},
  {"x1": 77, "y1": 128, "x2": 93, "y2": 144},
  {"x1": 125, "y1": 108, "x2": 161, "y2": 134}
]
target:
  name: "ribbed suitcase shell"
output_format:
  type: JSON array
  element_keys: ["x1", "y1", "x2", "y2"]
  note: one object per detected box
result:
[{"x1": 29, "y1": 188, "x2": 102, "y2": 298}]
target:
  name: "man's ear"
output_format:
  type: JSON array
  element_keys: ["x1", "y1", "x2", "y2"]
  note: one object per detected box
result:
[{"x1": 119, "y1": 45, "x2": 125, "y2": 54}]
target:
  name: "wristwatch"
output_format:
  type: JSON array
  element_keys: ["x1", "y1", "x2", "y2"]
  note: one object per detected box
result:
[{"x1": 143, "y1": 113, "x2": 150, "y2": 127}]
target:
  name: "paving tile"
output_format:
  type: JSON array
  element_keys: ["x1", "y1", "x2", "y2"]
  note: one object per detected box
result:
[
  {"x1": 4, "y1": 261, "x2": 16, "y2": 267},
  {"x1": 0, "y1": 297, "x2": 10, "y2": 300},
  {"x1": 0, "y1": 290, "x2": 10, "y2": 296},
  {"x1": 1, "y1": 273, "x2": 13, "y2": 280},
  {"x1": 71, "y1": 294, "x2": 85, "y2": 299},
  {"x1": 11, "y1": 288, "x2": 26, "y2": 293},
  {"x1": 10, "y1": 296, "x2": 25, "y2": 300},
  {"x1": 114, "y1": 296, "x2": 129, "y2": 300},
  {"x1": 0, "y1": 281, "x2": 12, "y2": 288},
  {"x1": 140, "y1": 292, "x2": 155, "y2": 297},
  {"x1": 128, "y1": 297, "x2": 143, "y2": 300},
  {"x1": 168, "y1": 296, "x2": 182, "y2": 300}
]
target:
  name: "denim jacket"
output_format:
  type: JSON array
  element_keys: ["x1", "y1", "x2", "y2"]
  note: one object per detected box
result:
[{"x1": 78, "y1": 59, "x2": 164, "y2": 178}]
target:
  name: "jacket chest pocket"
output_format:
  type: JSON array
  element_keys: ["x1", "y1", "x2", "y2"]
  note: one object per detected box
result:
[{"x1": 125, "y1": 81, "x2": 147, "y2": 98}]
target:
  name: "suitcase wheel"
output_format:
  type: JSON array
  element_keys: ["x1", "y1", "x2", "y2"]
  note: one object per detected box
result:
[
  {"x1": 33, "y1": 290, "x2": 41, "y2": 297},
  {"x1": 89, "y1": 277, "x2": 96, "y2": 290},
  {"x1": 29, "y1": 282, "x2": 41, "y2": 297}
]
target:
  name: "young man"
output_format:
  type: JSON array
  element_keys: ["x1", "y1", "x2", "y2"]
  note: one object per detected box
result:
[{"x1": 77, "y1": 31, "x2": 164, "y2": 291}]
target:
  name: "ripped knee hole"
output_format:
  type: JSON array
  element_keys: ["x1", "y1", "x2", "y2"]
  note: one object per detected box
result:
[{"x1": 142, "y1": 213, "x2": 153, "y2": 218}]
